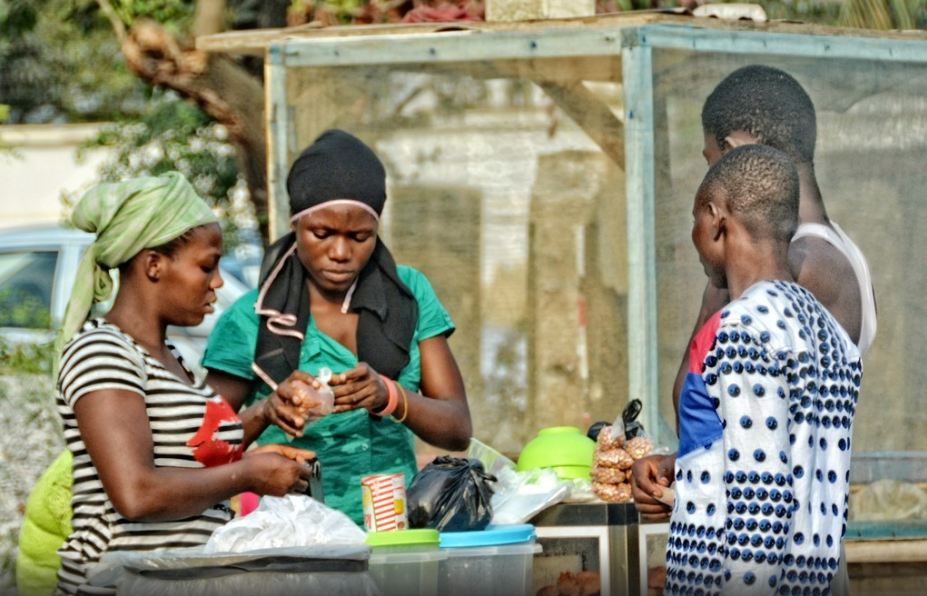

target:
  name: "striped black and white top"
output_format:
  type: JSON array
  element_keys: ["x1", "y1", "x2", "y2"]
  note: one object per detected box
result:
[{"x1": 55, "y1": 319, "x2": 244, "y2": 596}]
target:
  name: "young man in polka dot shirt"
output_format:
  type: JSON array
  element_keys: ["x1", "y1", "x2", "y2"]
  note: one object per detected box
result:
[{"x1": 663, "y1": 144, "x2": 861, "y2": 595}]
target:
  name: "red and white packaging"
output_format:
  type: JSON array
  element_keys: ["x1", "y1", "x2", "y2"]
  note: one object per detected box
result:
[{"x1": 361, "y1": 473, "x2": 408, "y2": 532}]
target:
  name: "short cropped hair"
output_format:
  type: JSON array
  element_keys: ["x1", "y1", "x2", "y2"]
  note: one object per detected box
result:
[
  {"x1": 697, "y1": 144, "x2": 800, "y2": 243},
  {"x1": 702, "y1": 65, "x2": 817, "y2": 164}
]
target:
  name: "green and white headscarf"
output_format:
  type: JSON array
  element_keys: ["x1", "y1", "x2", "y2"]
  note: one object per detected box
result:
[{"x1": 56, "y1": 171, "x2": 218, "y2": 355}]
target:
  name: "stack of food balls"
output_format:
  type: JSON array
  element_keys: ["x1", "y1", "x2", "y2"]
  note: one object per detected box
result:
[{"x1": 591, "y1": 425, "x2": 654, "y2": 503}]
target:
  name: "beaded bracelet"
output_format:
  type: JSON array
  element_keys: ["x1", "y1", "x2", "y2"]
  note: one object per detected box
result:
[
  {"x1": 394, "y1": 384, "x2": 410, "y2": 424},
  {"x1": 372, "y1": 376, "x2": 399, "y2": 417}
]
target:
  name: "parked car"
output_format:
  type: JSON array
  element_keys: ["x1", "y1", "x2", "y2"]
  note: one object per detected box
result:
[{"x1": 0, "y1": 223, "x2": 253, "y2": 374}]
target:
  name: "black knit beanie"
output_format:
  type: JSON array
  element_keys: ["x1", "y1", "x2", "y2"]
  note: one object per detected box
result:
[{"x1": 286, "y1": 129, "x2": 387, "y2": 218}]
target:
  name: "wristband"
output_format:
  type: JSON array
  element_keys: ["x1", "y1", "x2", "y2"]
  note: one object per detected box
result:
[
  {"x1": 394, "y1": 384, "x2": 410, "y2": 424},
  {"x1": 372, "y1": 376, "x2": 399, "y2": 417}
]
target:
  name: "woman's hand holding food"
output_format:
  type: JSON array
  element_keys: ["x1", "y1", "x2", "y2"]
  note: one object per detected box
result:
[
  {"x1": 262, "y1": 370, "x2": 324, "y2": 437},
  {"x1": 249, "y1": 443, "x2": 316, "y2": 464},
  {"x1": 330, "y1": 362, "x2": 388, "y2": 414},
  {"x1": 243, "y1": 447, "x2": 315, "y2": 496}
]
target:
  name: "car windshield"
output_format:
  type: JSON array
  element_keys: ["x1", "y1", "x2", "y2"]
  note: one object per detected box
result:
[{"x1": 0, "y1": 250, "x2": 57, "y2": 329}]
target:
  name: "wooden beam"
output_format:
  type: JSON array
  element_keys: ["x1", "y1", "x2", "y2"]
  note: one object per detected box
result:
[
  {"x1": 846, "y1": 539, "x2": 927, "y2": 564},
  {"x1": 196, "y1": 11, "x2": 927, "y2": 58},
  {"x1": 537, "y1": 80, "x2": 625, "y2": 169}
]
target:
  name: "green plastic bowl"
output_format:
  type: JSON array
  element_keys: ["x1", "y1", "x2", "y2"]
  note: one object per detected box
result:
[
  {"x1": 551, "y1": 465, "x2": 593, "y2": 480},
  {"x1": 517, "y1": 426, "x2": 595, "y2": 479}
]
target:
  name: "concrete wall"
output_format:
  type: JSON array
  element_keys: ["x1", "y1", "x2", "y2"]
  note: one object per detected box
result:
[{"x1": 0, "y1": 124, "x2": 109, "y2": 227}]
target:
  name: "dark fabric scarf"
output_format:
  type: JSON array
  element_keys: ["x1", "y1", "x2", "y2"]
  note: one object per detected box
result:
[{"x1": 254, "y1": 231, "x2": 418, "y2": 387}]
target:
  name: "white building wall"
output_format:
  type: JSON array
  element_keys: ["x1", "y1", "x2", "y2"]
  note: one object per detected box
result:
[{"x1": 0, "y1": 123, "x2": 110, "y2": 226}]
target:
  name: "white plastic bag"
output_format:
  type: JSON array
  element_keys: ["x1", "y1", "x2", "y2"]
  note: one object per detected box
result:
[
  {"x1": 491, "y1": 466, "x2": 572, "y2": 524},
  {"x1": 205, "y1": 494, "x2": 367, "y2": 553},
  {"x1": 467, "y1": 438, "x2": 571, "y2": 524},
  {"x1": 564, "y1": 477, "x2": 596, "y2": 503}
]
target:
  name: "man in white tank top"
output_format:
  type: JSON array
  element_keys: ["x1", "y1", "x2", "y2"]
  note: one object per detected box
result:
[
  {"x1": 631, "y1": 65, "x2": 878, "y2": 596},
  {"x1": 693, "y1": 65, "x2": 877, "y2": 359},
  {"x1": 791, "y1": 221, "x2": 877, "y2": 355}
]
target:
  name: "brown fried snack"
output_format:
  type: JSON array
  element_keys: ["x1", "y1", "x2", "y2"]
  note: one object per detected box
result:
[
  {"x1": 592, "y1": 481, "x2": 632, "y2": 503},
  {"x1": 647, "y1": 566, "x2": 667, "y2": 596},
  {"x1": 575, "y1": 571, "x2": 601, "y2": 596},
  {"x1": 536, "y1": 586, "x2": 560, "y2": 596},
  {"x1": 556, "y1": 572, "x2": 582, "y2": 596},
  {"x1": 593, "y1": 447, "x2": 634, "y2": 470},
  {"x1": 591, "y1": 467, "x2": 627, "y2": 484},
  {"x1": 596, "y1": 426, "x2": 624, "y2": 450},
  {"x1": 624, "y1": 436, "x2": 654, "y2": 460},
  {"x1": 615, "y1": 482, "x2": 632, "y2": 502}
]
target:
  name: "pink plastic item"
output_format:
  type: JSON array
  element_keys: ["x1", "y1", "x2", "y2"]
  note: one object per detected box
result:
[{"x1": 239, "y1": 491, "x2": 260, "y2": 517}]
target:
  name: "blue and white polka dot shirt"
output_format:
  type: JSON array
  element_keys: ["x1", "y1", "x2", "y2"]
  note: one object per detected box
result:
[{"x1": 667, "y1": 280, "x2": 862, "y2": 596}]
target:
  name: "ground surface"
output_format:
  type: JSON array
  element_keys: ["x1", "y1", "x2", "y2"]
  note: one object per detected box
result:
[{"x1": 0, "y1": 374, "x2": 64, "y2": 594}]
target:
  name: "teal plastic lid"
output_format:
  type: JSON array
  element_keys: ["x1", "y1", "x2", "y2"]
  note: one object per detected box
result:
[
  {"x1": 439, "y1": 524, "x2": 536, "y2": 548},
  {"x1": 366, "y1": 528, "x2": 440, "y2": 547}
]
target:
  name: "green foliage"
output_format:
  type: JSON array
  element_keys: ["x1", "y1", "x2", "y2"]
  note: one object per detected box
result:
[
  {"x1": 753, "y1": 0, "x2": 844, "y2": 24},
  {"x1": 0, "y1": 0, "x2": 39, "y2": 39},
  {"x1": 0, "y1": 0, "x2": 149, "y2": 123},
  {"x1": 839, "y1": 0, "x2": 927, "y2": 29},
  {"x1": 74, "y1": 95, "x2": 258, "y2": 248},
  {"x1": 111, "y1": 0, "x2": 195, "y2": 30},
  {"x1": 0, "y1": 287, "x2": 52, "y2": 330},
  {"x1": 288, "y1": 0, "x2": 366, "y2": 25},
  {"x1": 0, "y1": 337, "x2": 55, "y2": 374},
  {"x1": 737, "y1": 0, "x2": 927, "y2": 28}
]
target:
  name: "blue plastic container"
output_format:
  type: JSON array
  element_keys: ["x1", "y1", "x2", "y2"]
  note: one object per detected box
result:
[{"x1": 438, "y1": 524, "x2": 542, "y2": 596}]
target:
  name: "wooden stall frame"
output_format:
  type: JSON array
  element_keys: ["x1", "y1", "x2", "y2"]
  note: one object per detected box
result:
[{"x1": 243, "y1": 15, "x2": 927, "y2": 444}]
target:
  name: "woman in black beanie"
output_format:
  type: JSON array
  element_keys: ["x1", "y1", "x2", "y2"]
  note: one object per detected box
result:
[{"x1": 203, "y1": 130, "x2": 472, "y2": 524}]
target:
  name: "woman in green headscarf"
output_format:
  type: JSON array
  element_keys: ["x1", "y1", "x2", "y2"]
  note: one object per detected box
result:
[{"x1": 18, "y1": 172, "x2": 321, "y2": 596}]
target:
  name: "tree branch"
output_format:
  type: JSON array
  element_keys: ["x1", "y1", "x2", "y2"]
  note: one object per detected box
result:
[
  {"x1": 193, "y1": 0, "x2": 228, "y2": 38},
  {"x1": 119, "y1": 19, "x2": 270, "y2": 239},
  {"x1": 95, "y1": 0, "x2": 127, "y2": 43}
]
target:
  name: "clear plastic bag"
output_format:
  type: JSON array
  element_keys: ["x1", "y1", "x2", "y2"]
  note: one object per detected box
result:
[
  {"x1": 564, "y1": 477, "x2": 596, "y2": 503},
  {"x1": 467, "y1": 438, "x2": 573, "y2": 523},
  {"x1": 491, "y1": 467, "x2": 573, "y2": 523},
  {"x1": 309, "y1": 367, "x2": 335, "y2": 419},
  {"x1": 590, "y1": 400, "x2": 664, "y2": 504},
  {"x1": 204, "y1": 494, "x2": 367, "y2": 553},
  {"x1": 467, "y1": 437, "x2": 517, "y2": 478},
  {"x1": 284, "y1": 368, "x2": 335, "y2": 442}
]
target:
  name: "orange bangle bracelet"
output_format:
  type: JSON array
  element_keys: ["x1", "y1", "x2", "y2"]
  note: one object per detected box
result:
[
  {"x1": 394, "y1": 384, "x2": 409, "y2": 424},
  {"x1": 373, "y1": 376, "x2": 399, "y2": 417}
]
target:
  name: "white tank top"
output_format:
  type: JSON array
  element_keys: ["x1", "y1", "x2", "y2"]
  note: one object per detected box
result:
[{"x1": 793, "y1": 221, "x2": 878, "y2": 356}]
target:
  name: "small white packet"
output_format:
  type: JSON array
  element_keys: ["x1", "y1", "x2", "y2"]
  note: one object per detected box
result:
[{"x1": 655, "y1": 486, "x2": 675, "y2": 507}]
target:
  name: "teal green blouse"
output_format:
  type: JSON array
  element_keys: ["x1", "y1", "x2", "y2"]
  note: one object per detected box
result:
[{"x1": 202, "y1": 265, "x2": 454, "y2": 525}]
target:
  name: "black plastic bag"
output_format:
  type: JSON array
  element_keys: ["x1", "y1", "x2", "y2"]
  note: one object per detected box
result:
[
  {"x1": 586, "y1": 398, "x2": 645, "y2": 441},
  {"x1": 406, "y1": 456, "x2": 497, "y2": 532},
  {"x1": 620, "y1": 398, "x2": 645, "y2": 440}
]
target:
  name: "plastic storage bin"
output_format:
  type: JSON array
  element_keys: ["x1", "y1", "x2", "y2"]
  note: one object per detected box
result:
[
  {"x1": 87, "y1": 545, "x2": 379, "y2": 596},
  {"x1": 367, "y1": 528, "x2": 447, "y2": 596},
  {"x1": 438, "y1": 524, "x2": 542, "y2": 596}
]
